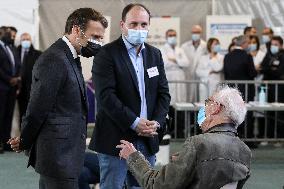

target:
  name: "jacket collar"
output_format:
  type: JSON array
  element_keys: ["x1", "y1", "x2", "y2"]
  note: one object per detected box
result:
[{"x1": 206, "y1": 123, "x2": 238, "y2": 136}]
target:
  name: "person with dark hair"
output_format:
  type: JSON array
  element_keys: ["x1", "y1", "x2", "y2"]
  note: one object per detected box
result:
[
  {"x1": 243, "y1": 26, "x2": 257, "y2": 36},
  {"x1": 17, "y1": 33, "x2": 42, "y2": 125},
  {"x1": 196, "y1": 37, "x2": 224, "y2": 102},
  {"x1": 161, "y1": 29, "x2": 188, "y2": 138},
  {"x1": 260, "y1": 27, "x2": 274, "y2": 54},
  {"x1": 260, "y1": 36, "x2": 284, "y2": 140},
  {"x1": 0, "y1": 26, "x2": 21, "y2": 153},
  {"x1": 8, "y1": 8, "x2": 108, "y2": 189},
  {"x1": 89, "y1": 3, "x2": 170, "y2": 189},
  {"x1": 248, "y1": 35, "x2": 265, "y2": 72}
]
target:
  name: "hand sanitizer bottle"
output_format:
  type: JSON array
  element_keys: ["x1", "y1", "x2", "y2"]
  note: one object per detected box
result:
[{"x1": 259, "y1": 86, "x2": 266, "y2": 105}]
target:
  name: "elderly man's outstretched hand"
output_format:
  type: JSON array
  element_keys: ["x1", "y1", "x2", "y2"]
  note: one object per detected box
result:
[{"x1": 116, "y1": 140, "x2": 137, "y2": 159}]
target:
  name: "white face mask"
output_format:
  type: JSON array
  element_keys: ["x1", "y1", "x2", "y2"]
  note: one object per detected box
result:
[
  {"x1": 125, "y1": 26, "x2": 148, "y2": 46},
  {"x1": 192, "y1": 34, "x2": 201, "y2": 42},
  {"x1": 21, "y1": 40, "x2": 31, "y2": 49},
  {"x1": 167, "y1": 37, "x2": 177, "y2": 46}
]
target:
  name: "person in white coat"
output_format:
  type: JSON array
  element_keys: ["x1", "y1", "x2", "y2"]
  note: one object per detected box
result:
[
  {"x1": 181, "y1": 25, "x2": 207, "y2": 102},
  {"x1": 161, "y1": 29, "x2": 189, "y2": 105},
  {"x1": 196, "y1": 38, "x2": 224, "y2": 102}
]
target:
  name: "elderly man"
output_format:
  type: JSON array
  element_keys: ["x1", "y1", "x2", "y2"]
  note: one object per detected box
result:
[
  {"x1": 181, "y1": 25, "x2": 207, "y2": 102},
  {"x1": 117, "y1": 86, "x2": 252, "y2": 189}
]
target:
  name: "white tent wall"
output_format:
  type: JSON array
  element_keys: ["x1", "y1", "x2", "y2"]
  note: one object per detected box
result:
[
  {"x1": 38, "y1": 0, "x2": 211, "y2": 50},
  {"x1": 215, "y1": 0, "x2": 284, "y2": 38},
  {"x1": 0, "y1": 0, "x2": 39, "y2": 48}
]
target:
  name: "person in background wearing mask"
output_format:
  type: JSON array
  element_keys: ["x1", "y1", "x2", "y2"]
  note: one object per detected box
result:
[
  {"x1": 260, "y1": 36, "x2": 284, "y2": 141},
  {"x1": 0, "y1": 26, "x2": 21, "y2": 154},
  {"x1": 243, "y1": 26, "x2": 257, "y2": 36},
  {"x1": 8, "y1": 8, "x2": 107, "y2": 189},
  {"x1": 196, "y1": 38, "x2": 224, "y2": 102},
  {"x1": 117, "y1": 86, "x2": 252, "y2": 189},
  {"x1": 260, "y1": 27, "x2": 274, "y2": 54},
  {"x1": 17, "y1": 33, "x2": 42, "y2": 125},
  {"x1": 248, "y1": 35, "x2": 265, "y2": 75},
  {"x1": 181, "y1": 25, "x2": 207, "y2": 102},
  {"x1": 89, "y1": 3, "x2": 170, "y2": 189},
  {"x1": 161, "y1": 29, "x2": 189, "y2": 138},
  {"x1": 224, "y1": 35, "x2": 257, "y2": 148}
]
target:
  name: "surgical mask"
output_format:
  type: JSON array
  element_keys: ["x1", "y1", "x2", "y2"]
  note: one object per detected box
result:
[
  {"x1": 212, "y1": 44, "x2": 221, "y2": 53},
  {"x1": 167, "y1": 37, "x2": 177, "y2": 46},
  {"x1": 125, "y1": 27, "x2": 148, "y2": 46},
  {"x1": 197, "y1": 107, "x2": 206, "y2": 126},
  {"x1": 249, "y1": 44, "x2": 257, "y2": 52},
  {"x1": 21, "y1": 40, "x2": 31, "y2": 49},
  {"x1": 192, "y1": 34, "x2": 200, "y2": 42},
  {"x1": 78, "y1": 30, "x2": 102, "y2": 58},
  {"x1": 270, "y1": 45, "x2": 279, "y2": 55},
  {"x1": 262, "y1": 35, "x2": 270, "y2": 44}
]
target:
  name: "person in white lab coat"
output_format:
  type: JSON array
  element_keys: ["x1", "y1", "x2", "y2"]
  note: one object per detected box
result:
[
  {"x1": 181, "y1": 25, "x2": 207, "y2": 102},
  {"x1": 161, "y1": 29, "x2": 189, "y2": 105},
  {"x1": 196, "y1": 38, "x2": 224, "y2": 102}
]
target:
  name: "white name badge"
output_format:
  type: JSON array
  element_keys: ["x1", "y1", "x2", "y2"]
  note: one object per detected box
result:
[{"x1": 147, "y1": 66, "x2": 159, "y2": 78}]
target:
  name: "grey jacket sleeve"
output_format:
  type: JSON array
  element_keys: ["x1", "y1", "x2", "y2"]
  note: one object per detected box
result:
[{"x1": 127, "y1": 138, "x2": 197, "y2": 189}]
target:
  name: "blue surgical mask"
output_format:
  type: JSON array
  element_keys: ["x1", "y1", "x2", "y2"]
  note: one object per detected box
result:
[
  {"x1": 249, "y1": 44, "x2": 257, "y2": 52},
  {"x1": 197, "y1": 107, "x2": 206, "y2": 126},
  {"x1": 125, "y1": 28, "x2": 148, "y2": 46},
  {"x1": 212, "y1": 44, "x2": 221, "y2": 53},
  {"x1": 192, "y1": 34, "x2": 200, "y2": 42},
  {"x1": 262, "y1": 35, "x2": 270, "y2": 44},
  {"x1": 270, "y1": 45, "x2": 279, "y2": 55},
  {"x1": 21, "y1": 40, "x2": 31, "y2": 49},
  {"x1": 167, "y1": 37, "x2": 177, "y2": 46}
]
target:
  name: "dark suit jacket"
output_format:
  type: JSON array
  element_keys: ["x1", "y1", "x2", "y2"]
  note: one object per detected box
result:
[
  {"x1": 0, "y1": 42, "x2": 21, "y2": 91},
  {"x1": 17, "y1": 45, "x2": 42, "y2": 115},
  {"x1": 89, "y1": 37, "x2": 171, "y2": 156},
  {"x1": 224, "y1": 49, "x2": 257, "y2": 101},
  {"x1": 20, "y1": 39, "x2": 88, "y2": 179}
]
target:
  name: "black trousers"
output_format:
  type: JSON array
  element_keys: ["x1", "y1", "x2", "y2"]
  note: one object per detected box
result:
[
  {"x1": 39, "y1": 175, "x2": 79, "y2": 189},
  {"x1": 0, "y1": 88, "x2": 16, "y2": 147}
]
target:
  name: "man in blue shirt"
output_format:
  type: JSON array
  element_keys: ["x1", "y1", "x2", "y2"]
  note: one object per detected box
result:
[{"x1": 89, "y1": 3, "x2": 171, "y2": 189}]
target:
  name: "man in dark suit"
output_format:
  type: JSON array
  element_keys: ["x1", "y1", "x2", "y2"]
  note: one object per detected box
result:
[
  {"x1": 17, "y1": 32, "x2": 42, "y2": 124},
  {"x1": 224, "y1": 35, "x2": 257, "y2": 147},
  {"x1": 89, "y1": 3, "x2": 171, "y2": 189},
  {"x1": 8, "y1": 8, "x2": 108, "y2": 189},
  {"x1": 0, "y1": 26, "x2": 21, "y2": 153}
]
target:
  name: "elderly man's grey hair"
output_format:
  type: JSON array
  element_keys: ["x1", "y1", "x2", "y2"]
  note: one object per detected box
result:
[
  {"x1": 213, "y1": 86, "x2": 247, "y2": 127},
  {"x1": 235, "y1": 35, "x2": 248, "y2": 47}
]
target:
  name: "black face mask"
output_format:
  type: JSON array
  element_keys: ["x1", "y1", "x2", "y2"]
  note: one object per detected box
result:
[
  {"x1": 2, "y1": 33, "x2": 14, "y2": 45},
  {"x1": 80, "y1": 41, "x2": 102, "y2": 58}
]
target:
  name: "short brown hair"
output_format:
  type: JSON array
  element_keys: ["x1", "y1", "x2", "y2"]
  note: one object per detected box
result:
[
  {"x1": 207, "y1": 37, "x2": 219, "y2": 53},
  {"x1": 122, "y1": 3, "x2": 151, "y2": 22},
  {"x1": 65, "y1": 8, "x2": 108, "y2": 34}
]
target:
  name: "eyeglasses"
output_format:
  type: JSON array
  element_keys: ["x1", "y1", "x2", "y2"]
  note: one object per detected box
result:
[{"x1": 205, "y1": 98, "x2": 224, "y2": 107}]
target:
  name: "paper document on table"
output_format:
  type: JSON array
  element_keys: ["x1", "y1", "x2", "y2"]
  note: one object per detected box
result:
[{"x1": 174, "y1": 103, "x2": 194, "y2": 108}]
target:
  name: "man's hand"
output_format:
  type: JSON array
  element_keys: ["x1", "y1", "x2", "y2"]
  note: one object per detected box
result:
[
  {"x1": 7, "y1": 137, "x2": 22, "y2": 153},
  {"x1": 138, "y1": 120, "x2": 159, "y2": 137},
  {"x1": 116, "y1": 140, "x2": 137, "y2": 160},
  {"x1": 9, "y1": 77, "x2": 19, "y2": 86}
]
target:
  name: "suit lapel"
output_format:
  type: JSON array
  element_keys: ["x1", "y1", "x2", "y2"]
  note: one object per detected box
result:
[
  {"x1": 63, "y1": 41, "x2": 88, "y2": 109},
  {"x1": 142, "y1": 48, "x2": 150, "y2": 94},
  {"x1": 119, "y1": 38, "x2": 139, "y2": 93}
]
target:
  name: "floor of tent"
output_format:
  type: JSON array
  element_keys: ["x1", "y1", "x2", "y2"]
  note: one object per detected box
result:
[{"x1": 0, "y1": 142, "x2": 283, "y2": 189}]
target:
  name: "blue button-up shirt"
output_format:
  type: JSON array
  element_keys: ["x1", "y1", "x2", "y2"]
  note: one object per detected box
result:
[{"x1": 122, "y1": 35, "x2": 147, "y2": 130}]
